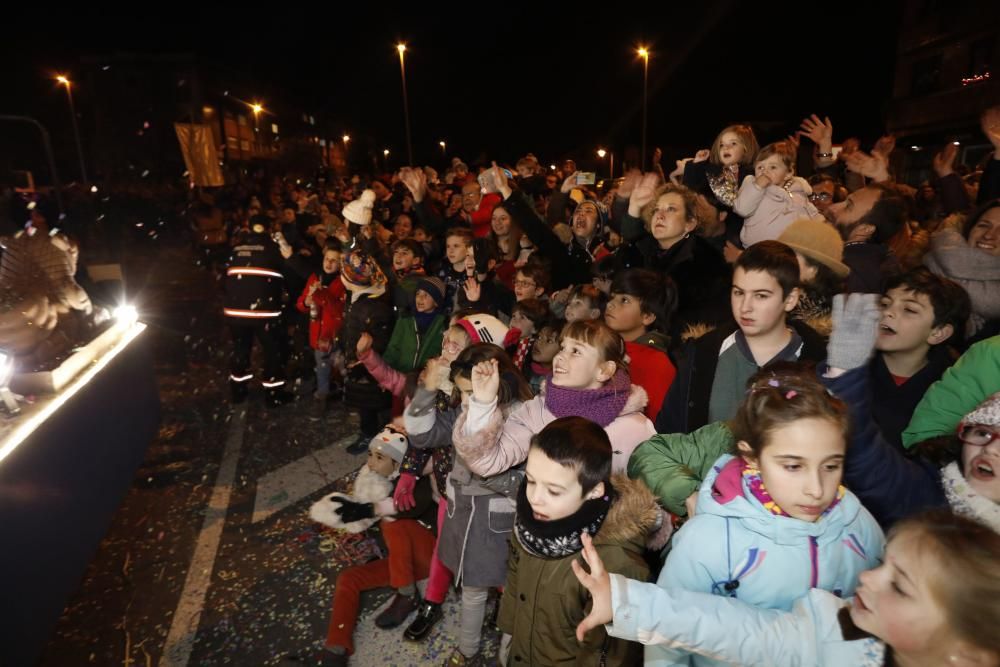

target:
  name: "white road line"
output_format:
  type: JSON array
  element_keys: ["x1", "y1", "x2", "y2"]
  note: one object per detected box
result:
[
  {"x1": 251, "y1": 433, "x2": 361, "y2": 523},
  {"x1": 159, "y1": 408, "x2": 246, "y2": 667}
]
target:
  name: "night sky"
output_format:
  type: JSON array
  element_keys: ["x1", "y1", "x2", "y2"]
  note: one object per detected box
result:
[{"x1": 2, "y1": 3, "x2": 901, "y2": 178}]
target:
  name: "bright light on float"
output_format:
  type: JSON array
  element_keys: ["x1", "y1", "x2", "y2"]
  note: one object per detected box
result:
[
  {"x1": 0, "y1": 351, "x2": 20, "y2": 416},
  {"x1": 113, "y1": 304, "x2": 138, "y2": 324}
]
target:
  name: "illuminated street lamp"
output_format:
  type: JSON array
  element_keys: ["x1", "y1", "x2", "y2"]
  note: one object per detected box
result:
[
  {"x1": 55, "y1": 74, "x2": 89, "y2": 186},
  {"x1": 597, "y1": 148, "x2": 615, "y2": 180},
  {"x1": 383, "y1": 148, "x2": 390, "y2": 170},
  {"x1": 397, "y1": 43, "x2": 414, "y2": 165},
  {"x1": 343, "y1": 134, "x2": 351, "y2": 145},
  {"x1": 637, "y1": 46, "x2": 650, "y2": 171},
  {"x1": 440, "y1": 140, "x2": 446, "y2": 156}
]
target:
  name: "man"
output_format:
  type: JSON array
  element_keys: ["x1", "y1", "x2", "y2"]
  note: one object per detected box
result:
[{"x1": 823, "y1": 183, "x2": 906, "y2": 293}]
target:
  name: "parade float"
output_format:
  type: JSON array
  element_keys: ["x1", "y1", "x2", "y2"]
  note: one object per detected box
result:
[{"x1": 0, "y1": 219, "x2": 160, "y2": 667}]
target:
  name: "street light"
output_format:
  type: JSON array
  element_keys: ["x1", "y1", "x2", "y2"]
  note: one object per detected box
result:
[
  {"x1": 397, "y1": 43, "x2": 414, "y2": 165},
  {"x1": 597, "y1": 148, "x2": 615, "y2": 180},
  {"x1": 439, "y1": 140, "x2": 446, "y2": 156},
  {"x1": 55, "y1": 74, "x2": 89, "y2": 186},
  {"x1": 343, "y1": 134, "x2": 350, "y2": 145},
  {"x1": 637, "y1": 47, "x2": 650, "y2": 171},
  {"x1": 383, "y1": 148, "x2": 390, "y2": 171}
]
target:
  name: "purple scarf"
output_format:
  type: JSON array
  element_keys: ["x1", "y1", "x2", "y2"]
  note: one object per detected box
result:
[{"x1": 544, "y1": 369, "x2": 631, "y2": 427}]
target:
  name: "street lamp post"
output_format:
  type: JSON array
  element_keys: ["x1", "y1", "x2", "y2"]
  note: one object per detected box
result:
[
  {"x1": 440, "y1": 140, "x2": 446, "y2": 157},
  {"x1": 56, "y1": 75, "x2": 89, "y2": 186},
  {"x1": 637, "y1": 48, "x2": 649, "y2": 172},
  {"x1": 397, "y1": 44, "x2": 414, "y2": 165},
  {"x1": 597, "y1": 148, "x2": 615, "y2": 181},
  {"x1": 250, "y1": 103, "x2": 263, "y2": 156},
  {"x1": 383, "y1": 149, "x2": 390, "y2": 171}
]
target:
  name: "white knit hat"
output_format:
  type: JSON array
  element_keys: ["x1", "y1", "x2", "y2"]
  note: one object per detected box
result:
[
  {"x1": 342, "y1": 189, "x2": 376, "y2": 226},
  {"x1": 368, "y1": 425, "x2": 408, "y2": 463},
  {"x1": 962, "y1": 391, "x2": 1000, "y2": 429},
  {"x1": 457, "y1": 313, "x2": 521, "y2": 348}
]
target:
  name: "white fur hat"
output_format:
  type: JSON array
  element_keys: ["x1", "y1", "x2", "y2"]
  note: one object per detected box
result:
[
  {"x1": 369, "y1": 425, "x2": 408, "y2": 463},
  {"x1": 342, "y1": 189, "x2": 376, "y2": 226}
]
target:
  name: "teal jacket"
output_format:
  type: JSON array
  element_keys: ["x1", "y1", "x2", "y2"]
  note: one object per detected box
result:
[{"x1": 382, "y1": 313, "x2": 446, "y2": 373}]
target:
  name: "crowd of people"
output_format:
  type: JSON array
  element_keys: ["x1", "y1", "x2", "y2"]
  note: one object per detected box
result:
[{"x1": 215, "y1": 107, "x2": 1000, "y2": 667}]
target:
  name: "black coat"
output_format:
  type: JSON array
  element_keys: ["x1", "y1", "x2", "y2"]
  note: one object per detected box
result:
[
  {"x1": 338, "y1": 291, "x2": 395, "y2": 410},
  {"x1": 869, "y1": 347, "x2": 954, "y2": 450},
  {"x1": 223, "y1": 230, "x2": 286, "y2": 319},
  {"x1": 612, "y1": 230, "x2": 732, "y2": 341},
  {"x1": 656, "y1": 320, "x2": 828, "y2": 434}
]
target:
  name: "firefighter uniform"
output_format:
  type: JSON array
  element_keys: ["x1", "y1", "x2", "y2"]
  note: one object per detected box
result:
[{"x1": 224, "y1": 225, "x2": 291, "y2": 406}]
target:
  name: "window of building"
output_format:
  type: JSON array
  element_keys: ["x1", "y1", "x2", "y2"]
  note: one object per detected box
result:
[{"x1": 910, "y1": 54, "x2": 943, "y2": 96}]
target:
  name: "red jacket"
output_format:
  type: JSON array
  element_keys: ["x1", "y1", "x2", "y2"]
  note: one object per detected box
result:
[
  {"x1": 296, "y1": 273, "x2": 346, "y2": 349},
  {"x1": 470, "y1": 192, "x2": 501, "y2": 238},
  {"x1": 625, "y1": 340, "x2": 676, "y2": 423}
]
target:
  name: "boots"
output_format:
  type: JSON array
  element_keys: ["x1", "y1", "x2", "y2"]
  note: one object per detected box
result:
[{"x1": 404, "y1": 600, "x2": 443, "y2": 641}]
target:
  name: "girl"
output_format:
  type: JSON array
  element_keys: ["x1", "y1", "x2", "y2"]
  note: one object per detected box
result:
[
  {"x1": 296, "y1": 242, "x2": 346, "y2": 400},
  {"x1": 507, "y1": 298, "x2": 549, "y2": 372},
  {"x1": 525, "y1": 319, "x2": 562, "y2": 395},
  {"x1": 382, "y1": 277, "x2": 448, "y2": 374},
  {"x1": 923, "y1": 200, "x2": 1000, "y2": 344},
  {"x1": 574, "y1": 510, "x2": 1000, "y2": 667},
  {"x1": 641, "y1": 365, "x2": 884, "y2": 665},
  {"x1": 682, "y1": 123, "x2": 759, "y2": 244},
  {"x1": 488, "y1": 202, "x2": 524, "y2": 289},
  {"x1": 405, "y1": 344, "x2": 533, "y2": 666},
  {"x1": 453, "y1": 319, "x2": 655, "y2": 480},
  {"x1": 736, "y1": 141, "x2": 820, "y2": 247}
]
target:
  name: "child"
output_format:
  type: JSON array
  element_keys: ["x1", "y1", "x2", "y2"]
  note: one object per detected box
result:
[
  {"x1": 458, "y1": 237, "x2": 515, "y2": 318},
  {"x1": 499, "y1": 417, "x2": 657, "y2": 666},
  {"x1": 508, "y1": 298, "x2": 549, "y2": 371},
  {"x1": 296, "y1": 241, "x2": 347, "y2": 400},
  {"x1": 604, "y1": 269, "x2": 677, "y2": 423},
  {"x1": 525, "y1": 319, "x2": 562, "y2": 394},
  {"x1": 284, "y1": 427, "x2": 437, "y2": 667},
  {"x1": 777, "y1": 216, "x2": 850, "y2": 336},
  {"x1": 454, "y1": 319, "x2": 654, "y2": 479},
  {"x1": 388, "y1": 238, "x2": 427, "y2": 314},
  {"x1": 647, "y1": 366, "x2": 884, "y2": 666},
  {"x1": 574, "y1": 510, "x2": 1000, "y2": 667},
  {"x1": 871, "y1": 268, "x2": 969, "y2": 448},
  {"x1": 437, "y1": 227, "x2": 473, "y2": 311},
  {"x1": 735, "y1": 141, "x2": 820, "y2": 247},
  {"x1": 382, "y1": 277, "x2": 448, "y2": 374},
  {"x1": 339, "y1": 249, "x2": 397, "y2": 455},
  {"x1": 682, "y1": 124, "x2": 759, "y2": 244},
  {"x1": 559, "y1": 284, "x2": 606, "y2": 323},
  {"x1": 817, "y1": 294, "x2": 1000, "y2": 530},
  {"x1": 512, "y1": 256, "x2": 550, "y2": 303},
  {"x1": 406, "y1": 344, "x2": 534, "y2": 666},
  {"x1": 658, "y1": 240, "x2": 827, "y2": 434}
]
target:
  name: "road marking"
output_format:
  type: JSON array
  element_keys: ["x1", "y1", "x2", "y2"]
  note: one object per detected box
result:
[
  {"x1": 251, "y1": 433, "x2": 362, "y2": 523},
  {"x1": 159, "y1": 409, "x2": 246, "y2": 667}
]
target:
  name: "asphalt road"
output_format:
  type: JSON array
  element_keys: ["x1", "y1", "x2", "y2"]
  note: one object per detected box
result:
[{"x1": 37, "y1": 232, "x2": 500, "y2": 667}]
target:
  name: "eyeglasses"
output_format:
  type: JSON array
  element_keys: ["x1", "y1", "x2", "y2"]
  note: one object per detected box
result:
[
  {"x1": 514, "y1": 279, "x2": 536, "y2": 289},
  {"x1": 957, "y1": 423, "x2": 1000, "y2": 447},
  {"x1": 809, "y1": 192, "x2": 833, "y2": 202}
]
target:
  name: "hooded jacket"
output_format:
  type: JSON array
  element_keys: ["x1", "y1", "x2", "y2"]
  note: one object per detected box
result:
[
  {"x1": 453, "y1": 381, "x2": 655, "y2": 478},
  {"x1": 499, "y1": 475, "x2": 657, "y2": 666},
  {"x1": 735, "y1": 176, "x2": 819, "y2": 247},
  {"x1": 647, "y1": 453, "x2": 885, "y2": 666}
]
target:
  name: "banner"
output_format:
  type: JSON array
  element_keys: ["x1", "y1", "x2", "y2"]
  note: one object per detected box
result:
[{"x1": 174, "y1": 123, "x2": 225, "y2": 187}]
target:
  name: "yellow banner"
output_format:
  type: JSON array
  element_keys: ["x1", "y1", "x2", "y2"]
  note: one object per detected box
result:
[{"x1": 174, "y1": 123, "x2": 225, "y2": 187}]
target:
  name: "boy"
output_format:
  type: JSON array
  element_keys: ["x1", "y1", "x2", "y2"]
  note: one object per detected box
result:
[
  {"x1": 284, "y1": 427, "x2": 437, "y2": 667},
  {"x1": 513, "y1": 256, "x2": 550, "y2": 302},
  {"x1": 872, "y1": 267, "x2": 969, "y2": 448},
  {"x1": 657, "y1": 240, "x2": 827, "y2": 434},
  {"x1": 604, "y1": 269, "x2": 677, "y2": 423},
  {"x1": 437, "y1": 227, "x2": 473, "y2": 311},
  {"x1": 387, "y1": 238, "x2": 427, "y2": 314},
  {"x1": 499, "y1": 417, "x2": 656, "y2": 666}
]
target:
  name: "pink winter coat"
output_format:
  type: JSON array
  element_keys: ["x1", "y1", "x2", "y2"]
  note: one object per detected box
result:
[
  {"x1": 452, "y1": 383, "x2": 655, "y2": 478},
  {"x1": 735, "y1": 175, "x2": 819, "y2": 247}
]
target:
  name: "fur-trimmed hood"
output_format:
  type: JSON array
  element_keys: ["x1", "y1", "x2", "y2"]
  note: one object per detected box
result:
[{"x1": 594, "y1": 474, "x2": 659, "y2": 549}]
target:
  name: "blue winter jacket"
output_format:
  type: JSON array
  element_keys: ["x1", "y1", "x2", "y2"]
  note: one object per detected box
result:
[
  {"x1": 607, "y1": 575, "x2": 889, "y2": 667},
  {"x1": 649, "y1": 453, "x2": 884, "y2": 666}
]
